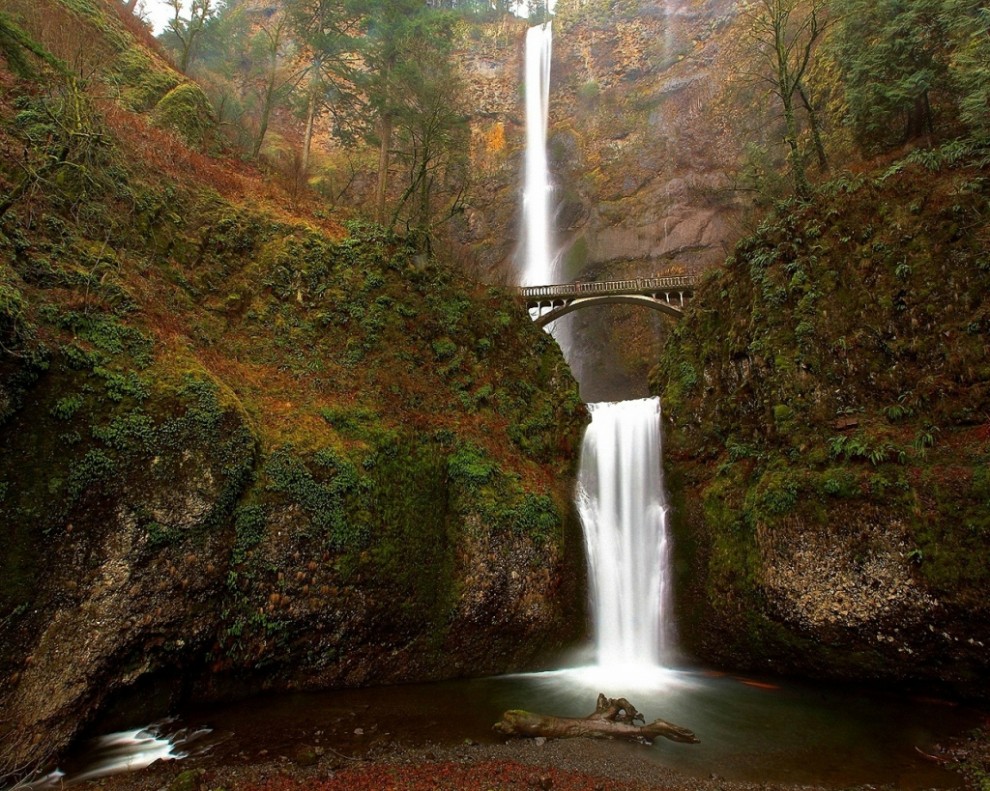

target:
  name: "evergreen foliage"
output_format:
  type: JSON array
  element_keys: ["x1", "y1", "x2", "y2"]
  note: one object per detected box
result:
[
  {"x1": 729, "y1": 0, "x2": 990, "y2": 196},
  {"x1": 828, "y1": 0, "x2": 949, "y2": 150}
]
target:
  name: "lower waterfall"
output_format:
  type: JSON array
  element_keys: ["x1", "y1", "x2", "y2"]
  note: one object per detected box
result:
[{"x1": 576, "y1": 397, "x2": 674, "y2": 671}]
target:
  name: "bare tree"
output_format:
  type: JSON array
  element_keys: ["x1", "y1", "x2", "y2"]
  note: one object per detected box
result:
[
  {"x1": 739, "y1": 0, "x2": 830, "y2": 197},
  {"x1": 246, "y1": 10, "x2": 302, "y2": 159}
]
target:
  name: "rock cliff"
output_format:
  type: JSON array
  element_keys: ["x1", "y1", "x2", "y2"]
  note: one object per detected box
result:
[
  {"x1": 653, "y1": 149, "x2": 990, "y2": 696},
  {"x1": 454, "y1": 0, "x2": 752, "y2": 399},
  {"x1": 0, "y1": 2, "x2": 587, "y2": 775}
]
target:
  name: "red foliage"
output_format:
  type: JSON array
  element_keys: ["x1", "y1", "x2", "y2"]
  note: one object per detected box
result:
[
  {"x1": 239, "y1": 760, "x2": 671, "y2": 791},
  {"x1": 100, "y1": 103, "x2": 344, "y2": 238}
]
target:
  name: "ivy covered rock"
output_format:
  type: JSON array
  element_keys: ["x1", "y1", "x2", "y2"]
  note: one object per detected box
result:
[{"x1": 0, "y1": 32, "x2": 586, "y2": 774}]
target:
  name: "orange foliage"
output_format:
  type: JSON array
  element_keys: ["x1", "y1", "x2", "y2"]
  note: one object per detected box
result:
[
  {"x1": 107, "y1": 0, "x2": 171, "y2": 64},
  {"x1": 486, "y1": 121, "x2": 506, "y2": 154},
  {"x1": 100, "y1": 103, "x2": 345, "y2": 238}
]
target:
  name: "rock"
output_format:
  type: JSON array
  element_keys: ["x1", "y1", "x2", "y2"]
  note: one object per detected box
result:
[
  {"x1": 292, "y1": 745, "x2": 320, "y2": 767},
  {"x1": 168, "y1": 769, "x2": 205, "y2": 791}
]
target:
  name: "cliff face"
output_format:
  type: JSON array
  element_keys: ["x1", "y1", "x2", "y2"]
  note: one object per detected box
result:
[
  {"x1": 453, "y1": 0, "x2": 751, "y2": 399},
  {"x1": 0, "y1": 2, "x2": 586, "y2": 774},
  {"x1": 549, "y1": 0, "x2": 745, "y2": 280},
  {"x1": 653, "y1": 150, "x2": 990, "y2": 696}
]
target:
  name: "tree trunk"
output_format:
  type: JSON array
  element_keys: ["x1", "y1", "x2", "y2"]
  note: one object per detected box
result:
[
  {"x1": 123, "y1": 0, "x2": 139, "y2": 13},
  {"x1": 302, "y1": 56, "x2": 322, "y2": 175},
  {"x1": 302, "y1": 85, "x2": 316, "y2": 175},
  {"x1": 253, "y1": 58, "x2": 277, "y2": 160},
  {"x1": 493, "y1": 694, "x2": 699, "y2": 745},
  {"x1": 782, "y1": 93, "x2": 809, "y2": 198},
  {"x1": 797, "y1": 82, "x2": 828, "y2": 172},
  {"x1": 375, "y1": 113, "x2": 392, "y2": 225}
]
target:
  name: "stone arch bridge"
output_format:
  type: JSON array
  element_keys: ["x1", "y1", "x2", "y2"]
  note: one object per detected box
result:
[{"x1": 517, "y1": 276, "x2": 698, "y2": 328}]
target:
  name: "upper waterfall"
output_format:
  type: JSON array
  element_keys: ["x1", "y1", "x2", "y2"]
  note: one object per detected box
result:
[{"x1": 521, "y1": 22, "x2": 555, "y2": 287}]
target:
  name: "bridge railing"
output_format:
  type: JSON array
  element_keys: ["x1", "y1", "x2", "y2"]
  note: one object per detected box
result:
[{"x1": 517, "y1": 275, "x2": 698, "y2": 300}]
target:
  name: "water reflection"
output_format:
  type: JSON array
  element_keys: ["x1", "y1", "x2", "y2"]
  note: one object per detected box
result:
[{"x1": 503, "y1": 666, "x2": 971, "y2": 787}]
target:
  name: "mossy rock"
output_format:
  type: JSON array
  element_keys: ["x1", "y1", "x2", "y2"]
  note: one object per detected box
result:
[
  {"x1": 152, "y1": 83, "x2": 216, "y2": 150},
  {"x1": 168, "y1": 769, "x2": 205, "y2": 791},
  {"x1": 656, "y1": 150, "x2": 990, "y2": 696},
  {"x1": 117, "y1": 48, "x2": 181, "y2": 112}
]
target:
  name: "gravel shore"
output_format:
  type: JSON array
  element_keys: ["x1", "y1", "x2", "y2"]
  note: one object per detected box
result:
[{"x1": 79, "y1": 735, "x2": 924, "y2": 791}]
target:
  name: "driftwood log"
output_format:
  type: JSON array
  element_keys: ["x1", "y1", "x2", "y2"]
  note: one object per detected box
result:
[{"x1": 493, "y1": 693, "x2": 699, "y2": 745}]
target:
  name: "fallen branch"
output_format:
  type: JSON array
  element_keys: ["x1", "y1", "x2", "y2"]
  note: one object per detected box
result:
[{"x1": 493, "y1": 693, "x2": 699, "y2": 745}]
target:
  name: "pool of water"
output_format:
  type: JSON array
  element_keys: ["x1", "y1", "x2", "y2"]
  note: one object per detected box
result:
[{"x1": 56, "y1": 664, "x2": 984, "y2": 789}]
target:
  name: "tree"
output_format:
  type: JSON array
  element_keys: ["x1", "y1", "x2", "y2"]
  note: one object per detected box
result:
[
  {"x1": 352, "y1": 0, "x2": 431, "y2": 224},
  {"x1": 740, "y1": 0, "x2": 830, "y2": 198},
  {"x1": 285, "y1": 0, "x2": 363, "y2": 173},
  {"x1": 828, "y1": 0, "x2": 949, "y2": 151},
  {"x1": 389, "y1": 19, "x2": 469, "y2": 243},
  {"x1": 353, "y1": 3, "x2": 469, "y2": 241},
  {"x1": 527, "y1": 0, "x2": 550, "y2": 24},
  {"x1": 244, "y1": 9, "x2": 300, "y2": 159},
  {"x1": 163, "y1": 0, "x2": 217, "y2": 73},
  {"x1": 943, "y1": 0, "x2": 990, "y2": 140}
]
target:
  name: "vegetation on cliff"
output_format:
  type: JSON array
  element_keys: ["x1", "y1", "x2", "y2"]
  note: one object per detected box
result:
[
  {"x1": 653, "y1": 145, "x2": 990, "y2": 693},
  {"x1": 618, "y1": 0, "x2": 990, "y2": 695},
  {"x1": 0, "y1": 0, "x2": 585, "y2": 779}
]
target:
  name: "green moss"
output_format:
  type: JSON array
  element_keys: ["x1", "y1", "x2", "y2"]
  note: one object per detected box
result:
[
  {"x1": 232, "y1": 504, "x2": 266, "y2": 564},
  {"x1": 562, "y1": 235, "x2": 589, "y2": 277},
  {"x1": 750, "y1": 468, "x2": 800, "y2": 517},
  {"x1": 152, "y1": 83, "x2": 216, "y2": 150},
  {"x1": 116, "y1": 48, "x2": 181, "y2": 111},
  {"x1": 365, "y1": 439, "x2": 455, "y2": 626},
  {"x1": 772, "y1": 404, "x2": 793, "y2": 422},
  {"x1": 817, "y1": 467, "x2": 858, "y2": 498},
  {"x1": 654, "y1": 149, "x2": 990, "y2": 686},
  {"x1": 448, "y1": 442, "x2": 496, "y2": 486},
  {"x1": 264, "y1": 446, "x2": 371, "y2": 550},
  {"x1": 0, "y1": 30, "x2": 586, "y2": 688},
  {"x1": 50, "y1": 394, "x2": 83, "y2": 420}
]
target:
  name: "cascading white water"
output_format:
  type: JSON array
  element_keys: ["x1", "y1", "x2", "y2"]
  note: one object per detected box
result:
[
  {"x1": 518, "y1": 8, "x2": 674, "y2": 680},
  {"x1": 521, "y1": 21, "x2": 554, "y2": 287},
  {"x1": 576, "y1": 398, "x2": 673, "y2": 670}
]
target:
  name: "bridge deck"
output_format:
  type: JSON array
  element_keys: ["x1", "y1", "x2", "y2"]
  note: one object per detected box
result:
[{"x1": 517, "y1": 275, "x2": 697, "y2": 300}]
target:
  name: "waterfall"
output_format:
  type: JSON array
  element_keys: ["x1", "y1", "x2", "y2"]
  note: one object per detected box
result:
[
  {"x1": 519, "y1": 13, "x2": 675, "y2": 677},
  {"x1": 576, "y1": 398, "x2": 673, "y2": 670},
  {"x1": 521, "y1": 21, "x2": 554, "y2": 287}
]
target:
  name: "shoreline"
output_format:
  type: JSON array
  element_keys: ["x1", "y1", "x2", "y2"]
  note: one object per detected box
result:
[{"x1": 78, "y1": 732, "x2": 979, "y2": 791}]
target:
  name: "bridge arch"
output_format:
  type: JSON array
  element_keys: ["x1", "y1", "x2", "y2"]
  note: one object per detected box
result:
[{"x1": 531, "y1": 294, "x2": 685, "y2": 327}]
